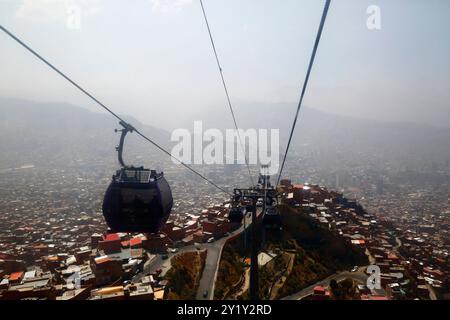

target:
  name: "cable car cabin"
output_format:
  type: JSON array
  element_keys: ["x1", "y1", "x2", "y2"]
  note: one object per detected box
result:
[
  {"x1": 228, "y1": 207, "x2": 244, "y2": 223},
  {"x1": 263, "y1": 206, "x2": 282, "y2": 228},
  {"x1": 102, "y1": 167, "x2": 173, "y2": 233}
]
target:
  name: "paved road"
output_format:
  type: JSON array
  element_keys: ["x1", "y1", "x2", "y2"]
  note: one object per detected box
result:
[
  {"x1": 132, "y1": 207, "x2": 261, "y2": 299},
  {"x1": 196, "y1": 209, "x2": 262, "y2": 300},
  {"x1": 282, "y1": 271, "x2": 369, "y2": 300},
  {"x1": 195, "y1": 242, "x2": 224, "y2": 300},
  {"x1": 282, "y1": 238, "x2": 402, "y2": 300},
  {"x1": 282, "y1": 266, "x2": 387, "y2": 300},
  {"x1": 132, "y1": 245, "x2": 197, "y2": 282}
]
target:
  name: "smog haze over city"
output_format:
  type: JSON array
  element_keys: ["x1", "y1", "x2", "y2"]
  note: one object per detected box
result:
[{"x1": 0, "y1": 0, "x2": 449, "y2": 312}]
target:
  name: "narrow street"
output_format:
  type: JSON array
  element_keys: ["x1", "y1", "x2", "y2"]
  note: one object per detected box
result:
[{"x1": 282, "y1": 271, "x2": 369, "y2": 300}]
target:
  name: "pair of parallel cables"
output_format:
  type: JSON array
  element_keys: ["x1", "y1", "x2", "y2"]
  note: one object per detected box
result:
[{"x1": 0, "y1": 0, "x2": 331, "y2": 195}]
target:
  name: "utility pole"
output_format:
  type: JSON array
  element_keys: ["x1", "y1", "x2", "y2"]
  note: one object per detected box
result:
[
  {"x1": 249, "y1": 196, "x2": 259, "y2": 300},
  {"x1": 243, "y1": 212, "x2": 247, "y2": 250}
]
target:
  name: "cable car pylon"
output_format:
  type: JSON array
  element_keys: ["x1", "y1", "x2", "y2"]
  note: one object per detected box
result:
[{"x1": 229, "y1": 165, "x2": 278, "y2": 300}]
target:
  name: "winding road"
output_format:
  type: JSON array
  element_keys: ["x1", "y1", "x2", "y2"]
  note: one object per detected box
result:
[
  {"x1": 195, "y1": 210, "x2": 259, "y2": 300},
  {"x1": 281, "y1": 270, "x2": 384, "y2": 300},
  {"x1": 132, "y1": 209, "x2": 260, "y2": 300}
]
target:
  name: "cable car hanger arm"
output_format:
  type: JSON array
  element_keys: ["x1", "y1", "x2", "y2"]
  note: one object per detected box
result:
[{"x1": 115, "y1": 120, "x2": 135, "y2": 168}]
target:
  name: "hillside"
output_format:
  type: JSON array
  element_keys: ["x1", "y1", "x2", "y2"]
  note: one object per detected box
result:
[
  {"x1": 0, "y1": 97, "x2": 171, "y2": 169},
  {"x1": 269, "y1": 204, "x2": 368, "y2": 298},
  {"x1": 214, "y1": 204, "x2": 368, "y2": 300},
  {"x1": 2, "y1": 97, "x2": 450, "y2": 172},
  {"x1": 165, "y1": 250, "x2": 207, "y2": 300},
  {"x1": 172, "y1": 100, "x2": 450, "y2": 172},
  {"x1": 2, "y1": 96, "x2": 448, "y2": 195},
  {"x1": 269, "y1": 204, "x2": 368, "y2": 270}
]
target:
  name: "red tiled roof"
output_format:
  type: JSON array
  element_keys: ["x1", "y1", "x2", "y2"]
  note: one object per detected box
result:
[
  {"x1": 313, "y1": 285, "x2": 326, "y2": 294},
  {"x1": 104, "y1": 233, "x2": 120, "y2": 242},
  {"x1": 424, "y1": 267, "x2": 444, "y2": 276},
  {"x1": 95, "y1": 256, "x2": 111, "y2": 264},
  {"x1": 388, "y1": 253, "x2": 399, "y2": 260},
  {"x1": 9, "y1": 271, "x2": 24, "y2": 281},
  {"x1": 121, "y1": 238, "x2": 143, "y2": 247},
  {"x1": 130, "y1": 238, "x2": 142, "y2": 246}
]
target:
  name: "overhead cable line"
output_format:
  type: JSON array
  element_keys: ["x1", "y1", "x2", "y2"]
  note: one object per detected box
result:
[
  {"x1": 0, "y1": 24, "x2": 231, "y2": 196},
  {"x1": 199, "y1": 0, "x2": 255, "y2": 188},
  {"x1": 276, "y1": 0, "x2": 331, "y2": 186}
]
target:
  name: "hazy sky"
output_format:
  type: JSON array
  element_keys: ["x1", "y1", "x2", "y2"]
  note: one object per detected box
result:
[{"x1": 0, "y1": 0, "x2": 449, "y2": 129}]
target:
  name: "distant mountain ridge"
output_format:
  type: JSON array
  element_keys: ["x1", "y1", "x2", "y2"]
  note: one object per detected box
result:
[
  {"x1": 167, "y1": 99, "x2": 450, "y2": 160},
  {"x1": 0, "y1": 97, "x2": 171, "y2": 168},
  {"x1": 1, "y1": 97, "x2": 449, "y2": 170}
]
